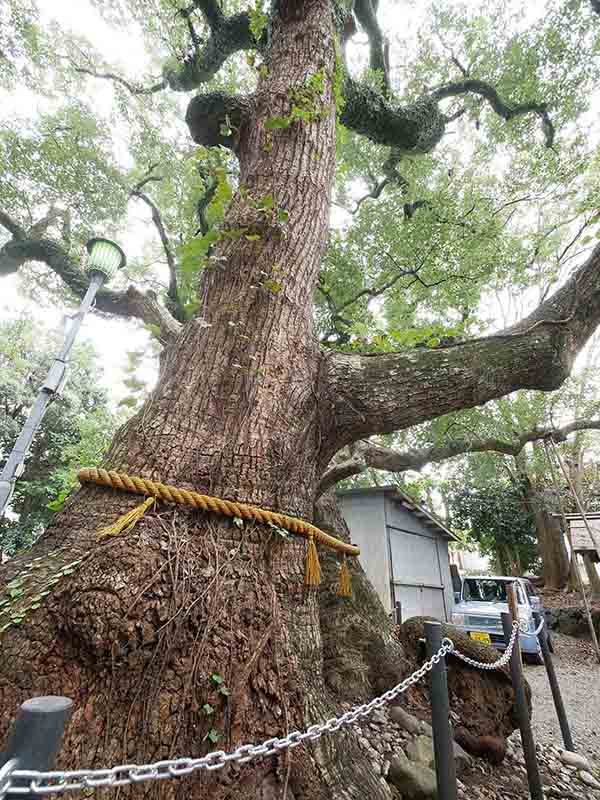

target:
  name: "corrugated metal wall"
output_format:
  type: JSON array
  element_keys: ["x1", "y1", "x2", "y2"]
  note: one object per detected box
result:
[
  {"x1": 384, "y1": 496, "x2": 452, "y2": 621},
  {"x1": 337, "y1": 488, "x2": 452, "y2": 622}
]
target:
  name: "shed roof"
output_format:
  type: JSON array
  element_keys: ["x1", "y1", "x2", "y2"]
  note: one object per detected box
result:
[{"x1": 336, "y1": 485, "x2": 457, "y2": 540}]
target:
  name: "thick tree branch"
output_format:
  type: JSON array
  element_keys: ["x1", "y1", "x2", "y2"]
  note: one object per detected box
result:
[
  {"x1": 318, "y1": 419, "x2": 600, "y2": 494},
  {"x1": 185, "y1": 91, "x2": 250, "y2": 149},
  {"x1": 192, "y1": 0, "x2": 224, "y2": 26},
  {"x1": 341, "y1": 83, "x2": 447, "y2": 153},
  {"x1": 340, "y1": 74, "x2": 554, "y2": 155},
  {"x1": 353, "y1": 0, "x2": 390, "y2": 96},
  {"x1": 0, "y1": 210, "x2": 25, "y2": 240},
  {"x1": 431, "y1": 79, "x2": 554, "y2": 147},
  {"x1": 164, "y1": 8, "x2": 255, "y2": 92},
  {"x1": 326, "y1": 243, "x2": 600, "y2": 450},
  {"x1": 0, "y1": 216, "x2": 181, "y2": 345}
]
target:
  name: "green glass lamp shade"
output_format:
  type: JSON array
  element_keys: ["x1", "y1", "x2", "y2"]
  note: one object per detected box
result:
[{"x1": 85, "y1": 238, "x2": 126, "y2": 280}]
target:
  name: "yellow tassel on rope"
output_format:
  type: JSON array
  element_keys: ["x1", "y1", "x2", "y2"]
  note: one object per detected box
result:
[
  {"x1": 304, "y1": 533, "x2": 321, "y2": 587},
  {"x1": 337, "y1": 557, "x2": 352, "y2": 598},
  {"x1": 97, "y1": 497, "x2": 156, "y2": 540}
]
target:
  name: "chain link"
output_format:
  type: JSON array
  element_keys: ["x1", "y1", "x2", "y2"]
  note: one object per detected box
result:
[
  {"x1": 1, "y1": 641, "x2": 453, "y2": 798},
  {"x1": 450, "y1": 620, "x2": 520, "y2": 671},
  {"x1": 0, "y1": 761, "x2": 18, "y2": 798},
  {"x1": 532, "y1": 616, "x2": 545, "y2": 637}
]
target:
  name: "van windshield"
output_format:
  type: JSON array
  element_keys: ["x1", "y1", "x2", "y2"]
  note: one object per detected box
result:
[{"x1": 462, "y1": 579, "x2": 524, "y2": 604}]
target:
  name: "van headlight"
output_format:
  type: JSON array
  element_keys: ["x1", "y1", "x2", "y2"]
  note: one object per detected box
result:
[{"x1": 451, "y1": 613, "x2": 465, "y2": 626}]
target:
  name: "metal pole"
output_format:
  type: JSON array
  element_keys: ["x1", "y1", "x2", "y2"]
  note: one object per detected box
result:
[
  {"x1": 544, "y1": 440, "x2": 600, "y2": 664},
  {"x1": 533, "y1": 611, "x2": 574, "y2": 751},
  {"x1": 0, "y1": 273, "x2": 104, "y2": 517},
  {"x1": 501, "y1": 610, "x2": 544, "y2": 800},
  {"x1": 395, "y1": 601, "x2": 402, "y2": 626},
  {"x1": 506, "y1": 581, "x2": 522, "y2": 665},
  {"x1": 0, "y1": 696, "x2": 73, "y2": 800},
  {"x1": 424, "y1": 621, "x2": 457, "y2": 800}
]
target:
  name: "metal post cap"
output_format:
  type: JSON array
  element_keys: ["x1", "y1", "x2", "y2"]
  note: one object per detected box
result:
[{"x1": 20, "y1": 697, "x2": 73, "y2": 713}]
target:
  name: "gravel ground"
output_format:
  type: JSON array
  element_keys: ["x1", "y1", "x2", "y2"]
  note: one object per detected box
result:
[{"x1": 524, "y1": 631, "x2": 600, "y2": 763}]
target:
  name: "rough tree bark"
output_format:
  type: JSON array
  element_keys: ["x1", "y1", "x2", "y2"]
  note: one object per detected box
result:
[
  {"x1": 3, "y1": 3, "x2": 600, "y2": 799},
  {"x1": 534, "y1": 509, "x2": 569, "y2": 590}
]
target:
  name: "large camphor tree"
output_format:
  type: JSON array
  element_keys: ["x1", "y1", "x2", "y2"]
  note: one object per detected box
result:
[{"x1": 2, "y1": 0, "x2": 600, "y2": 797}]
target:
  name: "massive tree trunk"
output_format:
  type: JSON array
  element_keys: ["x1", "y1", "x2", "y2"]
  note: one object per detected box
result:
[
  {"x1": 514, "y1": 455, "x2": 569, "y2": 590},
  {"x1": 0, "y1": 5, "x2": 380, "y2": 799},
  {"x1": 4, "y1": 3, "x2": 600, "y2": 799},
  {"x1": 534, "y1": 509, "x2": 569, "y2": 590}
]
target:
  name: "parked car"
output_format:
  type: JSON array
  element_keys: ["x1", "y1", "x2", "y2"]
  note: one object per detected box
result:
[{"x1": 451, "y1": 575, "x2": 550, "y2": 664}]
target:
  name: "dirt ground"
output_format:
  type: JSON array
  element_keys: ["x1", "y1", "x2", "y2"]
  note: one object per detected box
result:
[
  {"x1": 457, "y1": 631, "x2": 600, "y2": 799},
  {"x1": 524, "y1": 631, "x2": 600, "y2": 763}
]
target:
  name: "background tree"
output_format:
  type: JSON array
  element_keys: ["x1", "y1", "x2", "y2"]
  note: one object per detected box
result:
[
  {"x1": 0, "y1": 316, "x2": 118, "y2": 555},
  {"x1": 448, "y1": 479, "x2": 539, "y2": 576},
  {"x1": 3, "y1": 2, "x2": 600, "y2": 798}
]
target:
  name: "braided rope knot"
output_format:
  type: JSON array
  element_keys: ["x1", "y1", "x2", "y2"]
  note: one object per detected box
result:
[{"x1": 78, "y1": 468, "x2": 360, "y2": 592}]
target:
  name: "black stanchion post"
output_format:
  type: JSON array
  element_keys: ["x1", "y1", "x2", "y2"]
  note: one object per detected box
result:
[
  {"x1": 533, "y1": 611, "x2": 575, "y2": 752},
  {"x1": 0, "y1": 696, "x2": 73, "y2": 799},
  {"x1": 424, "y1": 621, "x2": 457, "y2": 800},
  {"x1": 501, "y1": 609, "x2": 544, "y2": 800},
  {"x1": 395, "y1": 601, "x2": 402, "y2": 626}
]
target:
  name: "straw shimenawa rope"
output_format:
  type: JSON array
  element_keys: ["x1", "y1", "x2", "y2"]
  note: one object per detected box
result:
[{"x1": 78, "y1": 468, "x2": 359, "y2": 594}]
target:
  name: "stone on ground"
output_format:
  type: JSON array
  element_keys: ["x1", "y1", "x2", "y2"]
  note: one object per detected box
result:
[
  {"x1": 559, "y1": 750, "x2": 591, "y2": 771},
  {"x1": 388, "y1": 750, "x2": 438, "y2": 799},
  {"x1": 406, "y1": 734, "x2": 434, "y2": 768},
  {"x1": 579, "y1": 771, "x2": 600, "y2": 790},
  {"x1": 453, "y1": 741, "x2": 472, "y2": 775},
  {"x1": 389, "y1": 705, "x2": 422, "y2": 734}
]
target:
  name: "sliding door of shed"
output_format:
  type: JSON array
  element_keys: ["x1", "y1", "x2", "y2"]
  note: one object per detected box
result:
[{"x1": 387, "y1": 525, "x2": 447, "y2": 622}]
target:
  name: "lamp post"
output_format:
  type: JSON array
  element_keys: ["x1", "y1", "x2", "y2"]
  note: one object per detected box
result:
[{"x1": 0, "y1": 238, "x2": 126, "y2": 518}]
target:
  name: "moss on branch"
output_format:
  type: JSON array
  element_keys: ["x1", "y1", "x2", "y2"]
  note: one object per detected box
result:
[
  {"x1": 163, "y1": 12, "x2": 256, "y2": 92},
  {"x1": 340, "y1": 78, "x2": 446, "y2": 153}
]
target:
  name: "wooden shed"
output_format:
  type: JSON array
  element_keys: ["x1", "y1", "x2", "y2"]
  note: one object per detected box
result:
[
  {"x1": 337, "y1": 486, "x2": 457, "y2": 622},
  {"x1": 561, "y1": 512, "x2": 600, "y2": 561}
]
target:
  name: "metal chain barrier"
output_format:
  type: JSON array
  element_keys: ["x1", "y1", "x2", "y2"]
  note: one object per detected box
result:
[
  {"x1": 532, "y1": 616, "x2": 545, "y2": 637},
  {"x1": 449, "y1": 620, "x2": 520, "y2": 671},
  {"x1": 1, "y1": 640, "x2": 454, "y2": 798}
]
